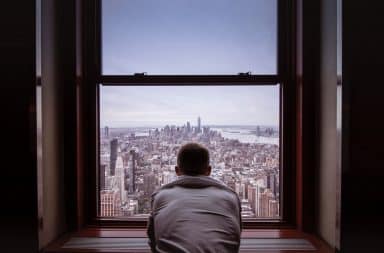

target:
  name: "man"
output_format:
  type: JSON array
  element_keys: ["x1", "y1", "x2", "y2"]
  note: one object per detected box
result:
[{"x1": 147, "y1": 143, "x2": 242, "y2": 253}]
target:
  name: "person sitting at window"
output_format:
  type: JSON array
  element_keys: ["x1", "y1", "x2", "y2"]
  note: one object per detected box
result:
[{"x1": 147, "y1": 142, "x2": 242, "y2": 253}]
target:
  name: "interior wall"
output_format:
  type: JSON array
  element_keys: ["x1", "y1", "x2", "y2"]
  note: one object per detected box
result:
[
  {"x1": 39, "y1": 0, "x2": 79, "y2": 248},
  {"x1": 317, "y1": 0, "x2": 338, "y2": 248},
  {"x1": 0, "y1": 1, "x2": 39, "y2": 252},
  {"x1": 340, "y1": 0, "x2": 384, "y2": 252},
  {"x1": 40, "y1": 0, "x2": 67, "y2": 248},
  {"x1": 298, "y1": 0, "x2": 321, "y2": 233}
]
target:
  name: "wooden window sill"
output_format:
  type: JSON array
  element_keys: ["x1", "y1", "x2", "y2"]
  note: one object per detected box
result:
[{"x1": 43, "y1": 228, "x2": 334, "y2": 253}]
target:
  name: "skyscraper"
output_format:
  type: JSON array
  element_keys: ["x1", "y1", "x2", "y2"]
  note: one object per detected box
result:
[
  {"x1": 248, "y1": 184, "x2": 260, "y2": 217},
  {"x1": 144, "y1": 173, "x2": 156, "y2": 196},
  {"x1": 267, "y1": 173, "x2": 277, "y2": 196},
  {"x1": 197, "y1": 116, "x2": 201, "y2": 133},
  {"x1": 104, "y1": 126, "x2": 109, "y2": 138},
  {"x1": 268, "y1": 199, "x2": 279, "y2": 217},
  {"x1": 115, "y1": 155, "x2": 127, "y2": 204},
  {"x1": 100, "y1": 164, "x2": 106, "y2": 190},
  {"x1": 100, "y1": 189, "x2": 121, "y2": 217},
  {"x1": 186, "y1": 121, "x2": 191, "y2": 133},
  {"x1": 256, "y1": 126, "x2": 261, "y2": 136},
  {"x1": 110, "y1": 138, "x2": 118, "y2": 176},
  {"x1": 259, "y1": 188, "x2": 274, "y2": 217},
  {"x1": 128, "y1": 150, "x2": 136, "y2": 194}
]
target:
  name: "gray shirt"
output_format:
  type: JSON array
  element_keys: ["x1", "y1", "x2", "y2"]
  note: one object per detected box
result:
[{"x1": 147, "y1": 175, "x2": 242, "y2": 253}]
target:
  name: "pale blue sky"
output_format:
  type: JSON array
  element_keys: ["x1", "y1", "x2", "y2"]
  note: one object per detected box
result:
[{"x1": 102, "y1": 0, "x2": 277, "y2": 74}]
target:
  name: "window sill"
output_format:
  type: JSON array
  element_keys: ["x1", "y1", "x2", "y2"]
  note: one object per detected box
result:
[{"x1": 43, "y1": 228, "x2": 334, "y2": 253}]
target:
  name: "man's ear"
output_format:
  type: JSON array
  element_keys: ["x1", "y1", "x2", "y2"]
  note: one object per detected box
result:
[
  {"x1": 204, "y1": 166, "x2": 212, "y2": 176},
  {"x1": 175, "y1": 166, "x2": 182, "y2": 176}
]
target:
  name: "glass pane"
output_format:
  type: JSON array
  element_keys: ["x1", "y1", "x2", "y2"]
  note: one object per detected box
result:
[
  {"x1": 102, "y1": 0, "x2": 277, "y2": 75},
  {"x1": 99, "y1": 85, "x2": 280, "y2": 219}
]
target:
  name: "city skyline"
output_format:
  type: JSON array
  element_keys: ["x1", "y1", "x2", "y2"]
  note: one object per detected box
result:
[
  {"x1": 100, "y1": 85, "x2": 280, "y2": 128},
  {"x1": 99, "y1": 116, "x2": 280, "y2": 218}
]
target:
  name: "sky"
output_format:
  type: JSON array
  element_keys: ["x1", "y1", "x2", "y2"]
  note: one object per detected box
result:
[
  {"x1": 102, "y1": 0, "x2": 277, "y2": 75},
  {"x1": 100, "y1": 85, "x2": 279, "y2": 127},
  {"x1": 101, "y1": 0, "x2": 278, "y2": 127}
]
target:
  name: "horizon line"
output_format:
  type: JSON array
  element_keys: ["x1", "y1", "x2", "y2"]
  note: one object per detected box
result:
[{"x1": 101, "y1": 124, "x2": 280, "y2": 128}]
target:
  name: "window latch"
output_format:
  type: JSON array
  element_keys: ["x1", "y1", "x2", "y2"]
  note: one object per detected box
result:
[
  {"x1": 134, "y1": 72, "x2": 147, "y2": 77},
  {"x1": 238, "y1": 71, "x2": 252, "y2": 76}
]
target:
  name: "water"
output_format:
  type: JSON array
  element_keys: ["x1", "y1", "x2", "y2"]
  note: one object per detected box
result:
[{"x1": 211, "y1": 127, "x2": 279, "y2": 145}]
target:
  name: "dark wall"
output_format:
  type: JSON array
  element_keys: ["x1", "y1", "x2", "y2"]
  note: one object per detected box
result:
[
  {"x1": 341, "y1": 1, "x2": 384, "y2": 252},
  {"x1": 0, "y1": 1, "x2": 39, "y2": 253},
  {"x1": 38, "y1": 0, "x2": 78, "y2": 248},
  {"x1": 297, "y1": 0, "x2": 321, "y2": 234}
]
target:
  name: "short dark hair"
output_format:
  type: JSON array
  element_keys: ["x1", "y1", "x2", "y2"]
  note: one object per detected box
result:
[{"x1": 177, "y1": 143, "x2": 210, "y2": 175}]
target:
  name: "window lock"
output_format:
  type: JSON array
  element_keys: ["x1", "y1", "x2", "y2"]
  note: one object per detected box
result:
[
  {"x1": 238, "y1": 72, "x2": 252, "y2": 76},
  {"x1": 134, "y1": 72, "x2": 147, "y2": 77}
]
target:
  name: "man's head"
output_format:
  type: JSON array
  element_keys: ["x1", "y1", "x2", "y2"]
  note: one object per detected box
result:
[{"x1": 175, "y1": 143, "x2": 211, "y2": 176}]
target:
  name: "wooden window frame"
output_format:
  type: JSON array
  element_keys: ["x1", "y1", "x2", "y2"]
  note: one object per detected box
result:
[{"x1": 75, "y1": 0, "x2": 308, "y2": 231}]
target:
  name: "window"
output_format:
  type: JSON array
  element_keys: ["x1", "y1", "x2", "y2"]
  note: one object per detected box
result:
[
  {"x1": 100, "y1": 85, "x2": 280, "y2": 219},
  {"x1": 88, "y1": 0, "x2": 296, "y2": 227}
]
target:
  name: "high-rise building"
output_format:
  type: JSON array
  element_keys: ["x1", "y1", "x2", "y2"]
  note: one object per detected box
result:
[
  {"x1": 268, "y1": 199, "x2": 279, "y2": 217},
  {"x1": 122, "y1": 152, "x2": 130, "y2": 167},
  {"x1": 235, "y1": 182, "x2": 241, "y2": 196},
  {"x1": 233, "y1": 181, "x2": 247, "y2": 200},
  {"x1": 100, "y1": 189, "x2": 121, "y2": 217},
  {"x1": 164, "y1": 125, "x2": 170, "y2": 136},
  {"x1": 267, "y1": 173, "x2": 277, "y2": 196},
  {"x1": 144, "y1": 173, "x2": 156, "y2": 196},
  {"x1": 100, "y1": 164, "x2": 106, "y2": 190},
  {"x1": 256, "y1": 126, "x2": 261, "y2": 136},
  {"x1": 109, "y1": 138, "x2": 118, "y2": 176},
  {"x1": 248, "y1": 184, "x2": 260, "y2": 217},
  {"x1": 203, "y1": 126, "x2": 210, "y2": 135},
  {"x1": 104, "y1": 126, "x2": 109, "y2": 138},
  {"x1": 128, "y1": 150, "x2": 136, "y2": 194},
  {"x1": 197, "y1": 116, "x2": 201, "y2": 133},
  {"x1": 115, "y1": 155, "x2": 127, "y2": 204},
  {"x1": 259, "y1": 188, "x2": 274, "y2": 217},
  {"x1": 186, "y1": 121, "x2": 191, "y2": 133}
]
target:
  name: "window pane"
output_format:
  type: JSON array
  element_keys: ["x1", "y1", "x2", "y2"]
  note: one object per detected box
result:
[
  {"x1": 99, "y1": 85, "x2": 280, "y2": 219},
  {"x1": 102, "y1": 0, "x2": 277, "y2": 75}
]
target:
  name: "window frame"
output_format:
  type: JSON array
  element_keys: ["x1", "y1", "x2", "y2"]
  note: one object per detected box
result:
[{"x1": 80, "y1": 0, "x2": 298, "y2": 229}]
